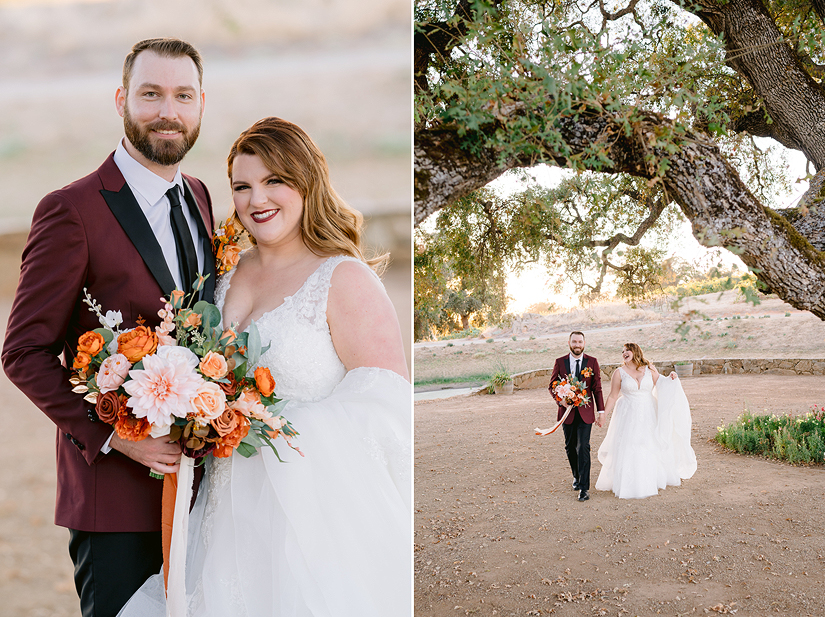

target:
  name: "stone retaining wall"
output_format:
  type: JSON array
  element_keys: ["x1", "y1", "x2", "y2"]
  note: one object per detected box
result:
[{"x1": 476, "y1": 358, "x2": 825, "y2": 394}]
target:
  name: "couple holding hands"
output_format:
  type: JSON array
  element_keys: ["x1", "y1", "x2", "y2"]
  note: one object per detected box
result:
[{"x1": 549, "y1": 331, "x2": 697, "y2": 502}]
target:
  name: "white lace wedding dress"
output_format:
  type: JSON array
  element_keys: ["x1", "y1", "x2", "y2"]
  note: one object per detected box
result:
[
  {"x1": 120, "y1": 255, "x2": 411, "y2": 616},
  {"x1": 595, "y1": 366, "x2": 696, "y2": 499}
]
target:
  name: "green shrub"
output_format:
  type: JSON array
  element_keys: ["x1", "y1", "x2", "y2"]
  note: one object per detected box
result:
[
  {"x1": 439, "y1": 327, "x2": 482, "y2": 341},
  {"x1": 715, "y1": 405, "x2": 825, "y2": 465}
]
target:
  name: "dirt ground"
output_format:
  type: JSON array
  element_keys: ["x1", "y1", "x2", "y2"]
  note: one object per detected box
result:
[{"x1": 414, "y1": 376, "x2": 825, "y2": 616}]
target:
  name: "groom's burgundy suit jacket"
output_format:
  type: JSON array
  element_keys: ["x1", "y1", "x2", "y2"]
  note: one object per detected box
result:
[
  {"x1": 549, "y1": 354, "x2": 605, "y2": 425},
  {"x1": 2, "y1": 152, "x2": 215, "y2": 532}
]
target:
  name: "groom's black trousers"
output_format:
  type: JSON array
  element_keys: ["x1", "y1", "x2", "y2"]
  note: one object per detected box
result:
[
  {"x1": 562, "y1": 408, "x2": 591, "y2": 491},
  {"x1": 68, "y1": 529, "x2": 163, "y2": 617}
]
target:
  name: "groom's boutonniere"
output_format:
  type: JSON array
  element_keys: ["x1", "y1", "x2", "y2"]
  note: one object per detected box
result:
[
  {"x1": 581, "y1": 367, "x2": 593, "y2": 379},
  {"x1": 213, "y1": 219, "x2": 244, "y2": 275}
]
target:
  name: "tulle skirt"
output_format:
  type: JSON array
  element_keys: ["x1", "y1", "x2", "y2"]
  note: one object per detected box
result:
[
  {"x1": 595, "y1": 378, "x2": 696, "y2": 499},
  {"x1": 119, "y1": 367, "x2": 411, "y2": 617}
]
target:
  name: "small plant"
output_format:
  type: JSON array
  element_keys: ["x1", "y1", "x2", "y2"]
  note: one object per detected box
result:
[
  {"x1": 785, "y1": 312, "x2": 791, "y2": 317},
  {"x1": 490, "y1": 369, "x2": 512, "y2": 386},
  {"x1": 511, "y1": 335, "x2": 517, "y2": 341},
  {"x1": 674, "y1": 360, "x2": 692, "y2": 366},
  {"x1": 485, "y1": 338, "x2": 494, "y2": 343}
]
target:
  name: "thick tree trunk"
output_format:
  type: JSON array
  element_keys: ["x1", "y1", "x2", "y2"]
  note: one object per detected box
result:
[{"x1": 690, "y1": 0, "x2": 825, "y2": 169}]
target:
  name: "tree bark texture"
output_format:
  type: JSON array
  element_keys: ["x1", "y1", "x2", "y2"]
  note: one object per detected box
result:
[
  {"x1": 416, "y1": 107, "x2": 825, "y2": 318},
  {"x1": 691, "y1": 0, "x2": 825, "y2": 169}
]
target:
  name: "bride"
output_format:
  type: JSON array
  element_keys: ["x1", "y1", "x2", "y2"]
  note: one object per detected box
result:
[
  {"x1": 595, "y1": 343, "x2": 696, "y2": 499},
  {"x1": 121, "y1": 117, "x2": 411, "y2": 616}
]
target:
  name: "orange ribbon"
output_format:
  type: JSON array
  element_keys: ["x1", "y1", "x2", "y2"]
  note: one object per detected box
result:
[
  {"x1": 161, "y1": 472, "x2": 177, "y2": 590},
  {"x1": 535, "y1": 404, "x2": 573, "y2": 436}
]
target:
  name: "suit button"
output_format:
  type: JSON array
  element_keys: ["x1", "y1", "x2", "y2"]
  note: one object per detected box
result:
[{"x1": 64, "y1": 433, "x2": 86, "y2": 451}]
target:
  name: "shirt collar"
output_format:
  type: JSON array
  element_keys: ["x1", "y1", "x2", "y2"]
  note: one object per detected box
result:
[
  {"x1": 569, "y1": 352, "x2": 584, "y2": 364},
  {"x1": 113, "y1": 138, "x2": 184, "y2": 206}
]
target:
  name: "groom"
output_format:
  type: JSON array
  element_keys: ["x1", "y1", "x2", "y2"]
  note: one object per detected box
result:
[
  {"x1": 549, "y1": 331, "x2": 605, "y2": 502},
  {"x1": 2, "y1": 38, "x2": 215, "y2": 617}
]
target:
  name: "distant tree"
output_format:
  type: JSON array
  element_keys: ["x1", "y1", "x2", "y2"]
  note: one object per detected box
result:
[
  {"x1": 414, "y1": 226, "x2": 509, "y2": 339},
  {"x1": 415, "y1": 0, "x2": 825, "y2": 319}
]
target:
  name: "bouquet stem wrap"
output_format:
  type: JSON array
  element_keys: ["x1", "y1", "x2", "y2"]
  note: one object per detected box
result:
[
  {"x1": 535, "y1": 404, "x2": 573, "y2": 436},
  {"x1": 163, "y1": 454, "x2": 195, "y2": 617}
]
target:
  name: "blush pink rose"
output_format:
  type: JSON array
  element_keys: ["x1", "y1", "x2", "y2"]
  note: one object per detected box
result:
[
  {"x1": 229, "y1": 388, "x2": 268, "y2": 420},
  {"x1": 96, "y1": 353, "x2": 132, "y2": 393},
  {"x1": 190, "y1": 381, "x2": 227, "y2": 424}
]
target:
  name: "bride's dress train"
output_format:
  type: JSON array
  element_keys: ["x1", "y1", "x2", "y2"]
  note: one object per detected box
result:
[
  {"x1": 595, "y1": 367, "x2": 696, "y2": 499},
  {"x1": 119, "y1": 255, "x2": 411, "y2": 616}
]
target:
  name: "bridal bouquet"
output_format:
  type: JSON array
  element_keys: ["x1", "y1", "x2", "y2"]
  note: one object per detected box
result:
[
  {"x1": 535, "y1": 375, "x2": 592, "y2": 437},
  {"x1": 550, "y1": 375, "x2": 591, "y2": 408},
  {"x1": 70, "y1": 279, "x2": 298, "y2": 478}
]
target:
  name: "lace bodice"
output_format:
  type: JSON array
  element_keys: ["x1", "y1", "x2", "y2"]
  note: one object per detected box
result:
[
  {"x1": 214, "y1": 254, "x2": 376, "y2": 403},
  {"x1": 618, "y1": 365, "x2": 654, "y2": 398}
]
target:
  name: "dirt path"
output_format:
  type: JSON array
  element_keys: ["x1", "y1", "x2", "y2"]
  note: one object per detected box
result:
[{"x1": 415, "y1": 375, "x2": 825, "y2": 617}]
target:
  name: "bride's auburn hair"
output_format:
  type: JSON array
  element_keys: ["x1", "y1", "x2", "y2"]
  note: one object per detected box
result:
[
  {"x1": 623, "y1": 342, "x2": 650, "y2": 368},
  {"x1": 226, "y1": 117, "x2": 387, "y2": 272}
]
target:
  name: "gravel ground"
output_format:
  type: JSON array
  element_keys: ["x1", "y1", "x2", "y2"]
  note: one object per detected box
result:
[{"x1": 415, "y1": 375, "x2": 825, "y2": 617}]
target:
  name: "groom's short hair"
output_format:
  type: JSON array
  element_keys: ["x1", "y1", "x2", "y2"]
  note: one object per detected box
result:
[
  {"x1": 122, "y1": 38, "x2": 204, "y2": 89},
  {"x1": 569, "y1": 331, "x2": 585, "y2": 340}
]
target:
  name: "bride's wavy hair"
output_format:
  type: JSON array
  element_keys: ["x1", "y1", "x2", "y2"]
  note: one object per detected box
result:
[
  {"x1": 226, "y1": 117, "x2": 388, "y2": 273},
  {"x1": 623, "y1": 342, "x2": 650, "y2": 368}
]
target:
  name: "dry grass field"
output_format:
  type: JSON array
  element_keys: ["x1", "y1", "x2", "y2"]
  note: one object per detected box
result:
[{"x1": 414, "y1": 291, "x2": 825, "y2": 388}]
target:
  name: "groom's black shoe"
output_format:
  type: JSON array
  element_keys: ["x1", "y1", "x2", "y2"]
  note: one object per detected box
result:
[
  {"x1": 572, "y1": 480, "x2": 580, "y2": 490},
  {"x1": 577, "y1": 490, "x2": 590, "y2": 501}
]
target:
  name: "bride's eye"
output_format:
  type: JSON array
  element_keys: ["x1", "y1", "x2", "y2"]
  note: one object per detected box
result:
[
  {"x1": 266, "y1": 177, "x2": 283, "y2": 186},
  {"x1": 232, "y1": 184, "x2": 250, "y2": 192}
]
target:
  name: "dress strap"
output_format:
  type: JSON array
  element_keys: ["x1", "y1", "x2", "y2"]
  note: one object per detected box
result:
[{"x1": 300, "y1": 255, "x2": 376, "y2": 327}]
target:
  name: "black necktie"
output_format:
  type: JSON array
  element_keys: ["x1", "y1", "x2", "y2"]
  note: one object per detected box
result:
[
  {"x1": 575, "y1": 359, "x2": 580, "y2": 378},
  {"x1": 166, "y1": 186, "x2": 198, "y2": 295}
]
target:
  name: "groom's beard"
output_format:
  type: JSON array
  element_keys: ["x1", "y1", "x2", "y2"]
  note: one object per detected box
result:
[{"x1": 123, "y1": 105, "x2": 201, "y2": 167}]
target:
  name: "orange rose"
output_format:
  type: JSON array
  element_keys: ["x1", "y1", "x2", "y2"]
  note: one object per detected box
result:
[
  {"x1": 182, "y1": 312, "x2": 202, "y2": 329},
  {"x1": 169, "y1": 289, "x2": 186, "y2": 308},
  {"x1": 211, "y1": 415, "x2": 250, "y2": 458},
  {"x1": 254, "y1": 367, "x2": 276, "y2": 397},
  {"x1": 220, "y1": 244, "x2": 241, "y2": 272},
  {"x1": 77, "y1": 331, "x2": 105, "y2": 356},
  {"x1": 117, "y1": 326, "x2": 158, "y2": 363},
  {"x1": 114, "y1": 413, "x2": 152, "y2": 441},
  {"x1": 95, "y1": 391, "x2": 121, "y2": 424},
  {"x1": 211, "y1": 407, "x2": 242, "y2": 437},
  {"x1": 199, "y1": 351, "x2": 228, "y2": 380},
  {"x1": 219, "y1": 329, "x2": 237, "y2": 346},
  {"x1": 73, "y1": 352, "x2": 91, "y2": 371}
]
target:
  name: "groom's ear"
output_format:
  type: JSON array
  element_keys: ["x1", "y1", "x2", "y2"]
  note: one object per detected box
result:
[{"x1": 115, "y1": 86, "x2": 126, "y2": 118}]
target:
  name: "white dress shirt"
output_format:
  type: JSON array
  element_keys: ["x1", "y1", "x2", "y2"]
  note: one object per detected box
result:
[
  {"x1": 101, "y1": 140, "x2": 205, "y2": 454},
  {"x1": 113, "y1": 139, "x2": 205, "y2": 289},
  {"x1": 569, "y1": 352, "x2": 583, "y2": 377}
]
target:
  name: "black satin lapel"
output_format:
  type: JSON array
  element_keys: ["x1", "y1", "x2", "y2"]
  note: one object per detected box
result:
[
  {"x1": 100, "y1": 185, "x2": 177, "y2": 296},
  {"x1": 564, "y1": 357, "x2": 571, "y2": 376},
  {"x1": 182, "y1": 179, "x2": 216, "y2": 302},
  {"x1": 581, "y1": 356, "x2": 589, "y2": 372}
]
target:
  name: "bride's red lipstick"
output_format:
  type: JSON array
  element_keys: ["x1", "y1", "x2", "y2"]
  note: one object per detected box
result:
[{"x1": 251, "y1": 209, "x2": 278, "y2": 223}]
